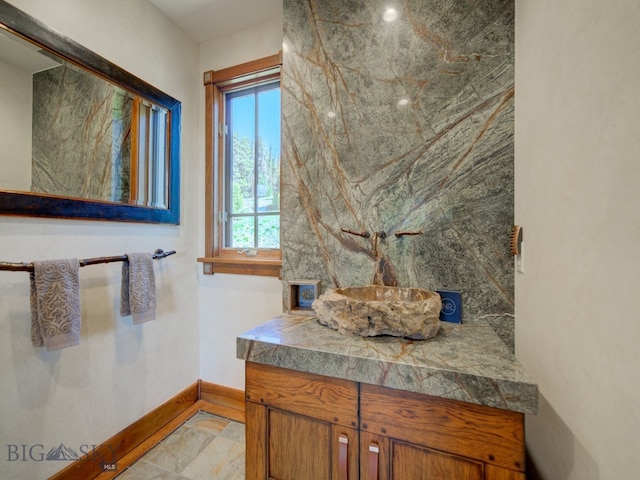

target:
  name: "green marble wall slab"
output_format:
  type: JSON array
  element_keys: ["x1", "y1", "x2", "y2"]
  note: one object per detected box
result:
[{"x1": 282, "y1": 0, "x2": 514, "y2": 322}]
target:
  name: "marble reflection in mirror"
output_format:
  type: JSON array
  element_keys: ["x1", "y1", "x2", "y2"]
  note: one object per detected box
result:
[{"x1": 0, "y1": 27, "x2": 168, "y2": 208}]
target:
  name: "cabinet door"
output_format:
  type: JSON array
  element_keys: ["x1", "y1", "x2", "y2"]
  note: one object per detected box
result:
[
  {"x1": 267, "y1": 408, "x2": 331, "y2": 480},
  {"x1": 391, "y1": 441, "x2": 483, "y2": 480},
  {"x1": 254, "y1": 408, "x2": 358, "y2": 480},
  {"x1": 245, "y1": 363, "x2": 360, "y2": 480},
  {"x1": 361, "y1": 432, "x2": 483, "y2": 480}
]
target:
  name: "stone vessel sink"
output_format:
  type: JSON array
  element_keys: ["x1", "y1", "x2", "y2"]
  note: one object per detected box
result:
[{"x1": 312, "y1": 286, "x2": 442, "y2": 340}]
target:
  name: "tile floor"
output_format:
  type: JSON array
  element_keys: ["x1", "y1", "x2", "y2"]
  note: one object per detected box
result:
[{"x1": 114, "y1": 411, "x2": 245, "y2": 480}]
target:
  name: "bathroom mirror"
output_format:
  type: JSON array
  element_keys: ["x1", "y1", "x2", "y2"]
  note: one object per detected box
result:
[{"x1": 0, "y1": 0, "x2": 180, "y2": 224}]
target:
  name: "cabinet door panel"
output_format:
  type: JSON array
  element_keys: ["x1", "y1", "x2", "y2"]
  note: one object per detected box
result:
[
  {"x1": 268, "y1": 409, "x2": 331, "y2": 480},
  {"x1": 392, "y1": 441, "x2": 483, "y2": 480},
  {"x1": 360, "y1": 432, "x2": 389, "y2": 480}
]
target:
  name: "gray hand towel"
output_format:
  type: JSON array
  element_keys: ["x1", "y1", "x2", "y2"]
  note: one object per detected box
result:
[
  {"x1": 30, "y1": 258, "x2": 81, "y2": 351},
  {"x1": 120, "y1": 252, "x2": 156, "y2": 324}
]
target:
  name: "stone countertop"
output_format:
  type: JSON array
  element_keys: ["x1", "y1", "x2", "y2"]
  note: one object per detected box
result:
[{"x1": 237, "y1": 314, "x2": 538, "y2": 415}]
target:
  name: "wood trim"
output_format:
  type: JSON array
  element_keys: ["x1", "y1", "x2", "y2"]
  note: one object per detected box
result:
[
  {"x1": 90, "y1": 400, "x2": 246, "y2": 480},
  {"x1": 48, "y1": 382, "x2": 199, "y2": 480},
  {"x1": 129, "y1": 97, "x2": 141, "y2": 202},
  {"x1": 215, "y1": 71, "x2": 280, "y2": 91},
  {"x1": 245, "y1": 362, "x2": 359, "y2": 429},
  {"x1": 92, "y1": 400, "x2": 206, "y2": 480},
  {"x1": 199, "y1": 380, "x2": 246, "y2": 423},
  {"x1": 213, "y1": 82, "x2": 224, "y2": 258},
  {"x1": 204, "y1": 52, "x2": 282, "y2": 86},
  {"x1": 204, "y1": 80, "x2": 216, "y2": 258},
  {"x1": 197, "y1": 256, "x2": 282, "y2": 277},
  {"x1": 201, "y1": 53, "x2": 283, "y2": 277},
  {"x1": 48, "y1": 381, "x2": 246, "y2": 480}
]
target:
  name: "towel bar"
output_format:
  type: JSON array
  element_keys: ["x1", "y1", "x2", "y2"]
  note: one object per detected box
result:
[{"x1": 0, "y1": 248, "x2": 176, "y2": 272}]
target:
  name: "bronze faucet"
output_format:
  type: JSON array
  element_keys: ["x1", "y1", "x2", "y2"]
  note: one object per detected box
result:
[{"x1": 371, "y1": 231, "x2": 386, "y2": 256}]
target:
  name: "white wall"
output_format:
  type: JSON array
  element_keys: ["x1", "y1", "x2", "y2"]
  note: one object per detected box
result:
[
  {"x1": 0, "y1": 58, "x2": 31, "y2": 190},
  {"x1": 0, "y1": 1, "x2": 200, "y2": 478},
  {"x1": 515, "y1": 0, "x2": 640, "y2": 478},
  {"x1": 197, "y1": 18, "x2": 284, "y2": 390}
]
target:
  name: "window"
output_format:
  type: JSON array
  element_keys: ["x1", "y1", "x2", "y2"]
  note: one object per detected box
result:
[
  {"x1": 130, "y1": 98, "x2": 169, "y2": 208},
  {"x1": 198, "y1": 54, "x2": 282, "y2": 277},
  {"x1": 225, "y1": 83, "x2": 280, "y2": 249}
]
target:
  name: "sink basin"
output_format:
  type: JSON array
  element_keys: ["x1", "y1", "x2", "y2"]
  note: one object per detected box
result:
[{"x1": 311, "y1": 286, "x2": 442, "y2": 340}]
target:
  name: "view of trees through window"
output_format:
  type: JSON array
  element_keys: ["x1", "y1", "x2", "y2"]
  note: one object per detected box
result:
[{"x1": 225, "y1": 81, "x2": 280, "y2": 249}]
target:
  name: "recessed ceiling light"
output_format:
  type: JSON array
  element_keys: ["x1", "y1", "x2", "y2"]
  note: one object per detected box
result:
[{"x1": 383, "y1": 8, "x2": 398, "y2": 22}]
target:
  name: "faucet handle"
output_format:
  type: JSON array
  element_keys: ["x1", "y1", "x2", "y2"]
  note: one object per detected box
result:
[
  {"x1": 394, "y1": 230, "x2": 423, "y2": 238},
  {"x1": 341, "y1": 228, "x2": 370, "y2": 238}
]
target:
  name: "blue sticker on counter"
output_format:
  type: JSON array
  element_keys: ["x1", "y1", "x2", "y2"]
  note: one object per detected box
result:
[{"x1": 436, "y1": 290, "x2": 462, "y2": 323}]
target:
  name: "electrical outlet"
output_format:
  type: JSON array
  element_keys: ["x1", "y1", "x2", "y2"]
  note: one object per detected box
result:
[{"x1": 436, "y1": 290, "x2": 462, "y2": 323}]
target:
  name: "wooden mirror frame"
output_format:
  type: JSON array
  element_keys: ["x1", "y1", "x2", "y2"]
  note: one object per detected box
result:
[{"x1": 0, "y1": 0, "x2": 180, "y2": 224}]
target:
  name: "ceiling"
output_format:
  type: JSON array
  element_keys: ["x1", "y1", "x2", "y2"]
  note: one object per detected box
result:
[{"x1": 150, "y1": 0, "x2": 283, "y2": 44}]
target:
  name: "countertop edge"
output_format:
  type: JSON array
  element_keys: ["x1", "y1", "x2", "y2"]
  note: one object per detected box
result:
[{"x1": 236, "y1": 316, "x2": 539, "y2": 415}]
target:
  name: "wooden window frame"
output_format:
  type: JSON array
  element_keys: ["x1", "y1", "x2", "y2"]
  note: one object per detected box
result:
[{"x1": 198, "y1": 53, "x2": 282, "y2": 277}]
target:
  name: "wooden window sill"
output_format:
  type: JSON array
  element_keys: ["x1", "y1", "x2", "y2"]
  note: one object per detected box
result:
[{"x1": 197, "y1": 256, "x2": 282, "y2": 278}]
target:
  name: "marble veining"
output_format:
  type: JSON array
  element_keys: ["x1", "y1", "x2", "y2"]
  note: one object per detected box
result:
[
  {"x1": 237, "y1": 314, "x2": 537, "y2": 414},
  {"x1": 32, "y1": 61, "x2": 132, "y2": 202},
  {"x1": 282, "y1": 0, "x2": 515, "y2": 321}
]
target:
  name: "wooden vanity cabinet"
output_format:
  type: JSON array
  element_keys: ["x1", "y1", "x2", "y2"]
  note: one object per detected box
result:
[{"x1": 245, "y1": 362, "x2": 525, "y2": 480}]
